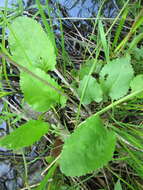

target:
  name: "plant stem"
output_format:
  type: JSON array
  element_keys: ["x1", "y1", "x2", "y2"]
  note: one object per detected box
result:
[
  {"x1": 22, "y1": 151, "x2": 31, "y2": 190},
  {"x1": 94, "y1": 90, "x2": 143, "y2": 117},
  {"x1": 77, "y1": 89, "x2": 143, "y2": 128}
]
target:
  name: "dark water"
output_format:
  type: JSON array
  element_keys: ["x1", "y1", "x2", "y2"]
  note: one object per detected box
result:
[
  {"x1": 0, "y1": 0, "x2": 120, "y2": 56},
  {"x1": 55, "y1": 0, "x2": 118, "y2": 18},
  {"x1": 0, "y1": 0, "x2": 28, "y2": 8},
  {"x1": 0, "y1": 0, "x2": 118, "y2": 17},
  {"x1": 0, "y1": 0, "x2": 119, "y2": 189}
]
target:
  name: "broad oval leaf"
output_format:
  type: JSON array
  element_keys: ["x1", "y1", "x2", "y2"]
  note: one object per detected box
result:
[
  {"x1": 100, "y1": 56, "x2": 134, "y2": 100},
  {"x1": 60, "y1": 115, "x2": 116, "y2": 176},
  {"x1": 20, "y1": 68, "x2": 67, "y2": 112},
  {"x1": 0, "y1": 120, "x2": 49, "y2": 150},
  {"x1": 78, "y1": 75, "x2": 103, "y2": 104},
  {"x1": 130, "y1": 74, "x2": 143, "y2": 98},
  {"x1": 8, "y1": 16, "x2": 56, "y2": 71}
]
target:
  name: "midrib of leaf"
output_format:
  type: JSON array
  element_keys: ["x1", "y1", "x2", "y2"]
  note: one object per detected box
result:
[{"x1": 0, "y1": 51, "x2": 67, "y2": 98}]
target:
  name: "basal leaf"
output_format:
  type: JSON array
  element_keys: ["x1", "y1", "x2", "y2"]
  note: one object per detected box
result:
[
  {"x1": 0, "y1": 120, "x2": 49, "y2": 150},
  {"x1": 79, "y1": 59, "x2": 96, "y2": 80},
  {"x1": 79, "y1": 59, "x2": 103, "y2": 80},
  {"x1": 8, "y1": 16, "x2": 56, "y2": 71},
  {"x1": 60, "y1": 115, "x2": 116, "y2": 176},
  {"x1": 78, "y1": 75, "x2": 103, "y2": 104},
  {"x1": 130, "y1": 74, "x2": 143, "y2": 98},
  {"x1": 20, "y1": 68, "x2": 67, "y2": 112},
  {"x1": 133, "y1": 47, "x2": 143, "y2": 60},
  {"x1": 100, "y1": 56, "x2": 134, "y2": 100}
]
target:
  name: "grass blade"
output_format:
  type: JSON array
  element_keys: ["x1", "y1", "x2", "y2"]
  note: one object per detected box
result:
[{"x1": 98, "y1": 20, "x2": 110, "y2": 63}]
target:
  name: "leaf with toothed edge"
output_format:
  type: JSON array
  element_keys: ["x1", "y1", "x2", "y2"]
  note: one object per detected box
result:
[
  {"x1": 130, "y1": 74, "x2": 143, "y2": 98},
  {"x1": 8, "y1": 16, "x2": 56, "y2": 71},
  {"x1": 78, "y1": 75, "x2": 103, "y2": 105},
  {"x1": 20, "y1": 67, "x2": 67, "y2": 112},
  {"x1": 60, "y1": 115, "x2": 116, "y2": 177},
  {"x1": 100, "y1": 55, "x2": 134, "y2": 100}
]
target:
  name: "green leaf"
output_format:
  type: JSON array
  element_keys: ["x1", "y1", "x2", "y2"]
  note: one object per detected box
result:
[
  {"x1": 128, "y1": 33, "x2": 143, "y2": 51},
  {"x1": 79, "y1": 59, "x2": 95, "y2": 80},
  {"x1": 114, "y1": 180, "x2": 122, "y2": 190},
  {"x1": 0, "y1": 120, "x2": 49, "y2": 150},
  {"x1": 100, "y1": 56, "x2": 134, "y2": 100},
  {"x1": 130, "y1": 46, "x2": 143, "y2": 60},
  {"x1": 78, "y1": 75, "x2": 103, "y2": 104},
  {"x1": 60, "y1": 115, "x2": 116, "y2": 176},
  {"x1": 20, "y1": 68, "x2": 67, "y2": 112},
  {"x1": 78, "y1": 59, "x2": 103, "y2": 80},
  {"x1": 8, "y1": 16, "x2": 56, "y2": 71},
  {"x1": 130, "y1": 74, "x2": 143, "y2": 98}
]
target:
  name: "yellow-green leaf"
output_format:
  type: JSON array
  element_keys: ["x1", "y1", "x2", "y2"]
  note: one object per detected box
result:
[
  {"x1": 9, "y1": 16, "x2": 56, "y2": 71},
  {"x1": 60, "y1": 115, "x2": 116, "y2": 176},
  {"x1": 20, "y1": 68, "x2": 67, "y2": 112},
  {"x1": 0, "y1": 120, "x2": 49, "y2": 150}
]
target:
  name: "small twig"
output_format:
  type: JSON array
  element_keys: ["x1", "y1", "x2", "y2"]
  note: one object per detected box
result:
[
  {"x1": 54, "y1": 69, "x2": 91, "y2": 115},
  {"x1": 2, "y1": 97, "x2": 28, "y2": 121},
  {"x1": 54, "y1": 68, "x2": 81, "y2": 100},
  {"x1": 118, "y1": 135, "x2": 143, "y2": 152},
  {"x1": 103, "y1": 169, "x2": 110, "y2": 190},
  {"x1": 20, "y1": 183, "x2": 40, "y2": 190},
  {"x1": 2, "y1": 97, "x2": 52, "y2": 143},
  {"x1": 41, "y1": 154, "x2": 61, "y2": 176}
]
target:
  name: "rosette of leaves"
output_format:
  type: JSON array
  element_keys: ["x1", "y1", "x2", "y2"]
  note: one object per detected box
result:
[{"x1": 78, "y1": 56, "x2": 134, "y2": 104}]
